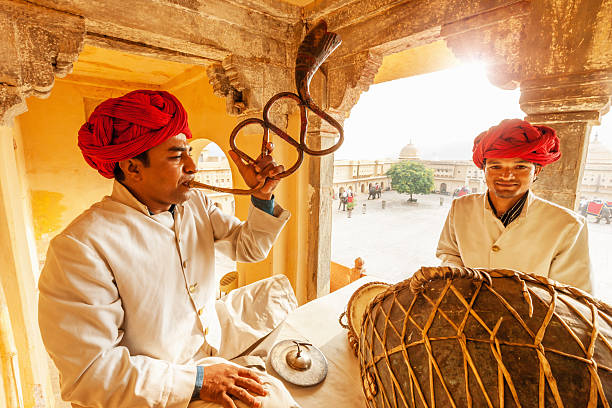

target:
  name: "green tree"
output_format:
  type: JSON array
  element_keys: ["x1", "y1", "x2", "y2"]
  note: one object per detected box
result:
[{"x1": 386, "y1": 161, "x2": 434, "y2": 201}]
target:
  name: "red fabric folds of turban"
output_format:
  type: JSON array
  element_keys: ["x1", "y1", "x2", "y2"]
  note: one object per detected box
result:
[
  {"x1": 472, "y1": 119, "x2": 561, "y2": 169},
  {"x1": 78, "y1": 90, "x2": 192, "y2": 178}
]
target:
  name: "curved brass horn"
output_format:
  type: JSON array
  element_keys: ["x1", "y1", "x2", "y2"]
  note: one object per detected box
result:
[{"x1": 190, "y1": 20, "x2": 343, "y2": 195}]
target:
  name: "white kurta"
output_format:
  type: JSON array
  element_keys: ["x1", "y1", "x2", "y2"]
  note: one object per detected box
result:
[
  {"x1": 436, "y1": 191, "x2": 592, "y2": 292},
  {"x1": 38, "y1": 181, "x2": 295, "y2": 407}
]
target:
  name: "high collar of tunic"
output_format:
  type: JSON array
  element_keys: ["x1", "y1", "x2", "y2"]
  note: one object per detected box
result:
[
  {"x1": 484, "y1": 190, "x2": 534, "y2": 227},
  {"x1": 110, "y1": 180, "x2": 186, "y2": 228}
]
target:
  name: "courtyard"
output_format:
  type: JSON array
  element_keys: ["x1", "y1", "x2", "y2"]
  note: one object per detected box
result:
[{"x1": 331, "y1": 190, "x2": 612, "y2": 303}]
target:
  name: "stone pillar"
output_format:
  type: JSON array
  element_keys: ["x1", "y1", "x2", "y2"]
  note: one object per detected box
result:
[
  {"x1": 518, "y1": 0, "x2": 612, "y2": 210},
  {"x1": 0, "y1": 2, "x2": 85, "y2": 405},
  {"x1": 304, "y1": 112, "x2": 339, "y2": 300},
  {"x1": 298, "y1": 50, "x2": 381, "y2": 301},
  {"x1": 521, "y1": 110, "x2": 605, "y2": 210}
]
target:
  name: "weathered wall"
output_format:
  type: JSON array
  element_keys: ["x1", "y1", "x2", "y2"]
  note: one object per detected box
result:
[
  {"x1": 0, "y1": 123, "x2": 54, "y2": 407},
  {"x1": 18, "y1": 82, "x2": 113, "y2": 262}
]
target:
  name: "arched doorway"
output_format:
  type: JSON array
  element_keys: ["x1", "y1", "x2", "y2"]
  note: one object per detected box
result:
[{"x1": 440, "y1": 183, "x2": 447, "y2": 194}]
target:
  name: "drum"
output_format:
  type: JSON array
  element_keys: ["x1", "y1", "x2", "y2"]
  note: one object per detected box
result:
[
  {"x1": 340, "y1": 281, "x2": 390, "y2": 356},
  {"x1": 359, "y1": 266, "x2": 612, "y2": 407}
]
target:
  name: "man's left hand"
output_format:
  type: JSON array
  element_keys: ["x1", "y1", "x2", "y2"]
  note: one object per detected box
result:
[{"x1": 228, "y1": 142, "x2": 284, "y2": 201}]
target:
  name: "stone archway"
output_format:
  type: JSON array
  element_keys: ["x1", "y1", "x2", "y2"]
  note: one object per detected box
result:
[{"x1": 1, "y1": 2, "x2": 611, "y2": 407}]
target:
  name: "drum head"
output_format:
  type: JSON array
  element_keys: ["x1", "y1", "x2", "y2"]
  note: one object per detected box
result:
[{"x1": 347, "y1": 282, "x2": 390, "y2": 336}]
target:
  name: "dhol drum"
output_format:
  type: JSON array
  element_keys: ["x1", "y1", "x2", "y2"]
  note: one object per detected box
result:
[
  {"x1": 340, "y1": 281, "x2": 391, "y2": 356},
  {"x1": 359, "y1": 266, "x2": 612, "y2": 407}
]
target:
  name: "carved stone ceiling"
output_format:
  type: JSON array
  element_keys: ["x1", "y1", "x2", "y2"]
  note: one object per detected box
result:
[
  {"x1": 55, "y1": 1, "x2": 472, "y2": 97},
  {"x1": 374, "y1": 40, "x2": 460, "y2": 84},
  {"x1": 61, "y1": 45, "x2": 198, "y2": 89},
  {"x1": 66, "y1": 40, "x2": 462, "y2": 97}
]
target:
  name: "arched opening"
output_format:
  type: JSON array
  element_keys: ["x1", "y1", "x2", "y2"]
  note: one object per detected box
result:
[
  {"x1": 361, "y1": 184, "x2": 365, "y2": 193},
  {"x1": 331, "y1": 60, "x2": 522, "y2": 283},
  {"x1": 190, "y1": 140, "x2": 236, "y2": 280}
]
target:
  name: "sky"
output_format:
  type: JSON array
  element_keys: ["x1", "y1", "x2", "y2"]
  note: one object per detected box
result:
[
  {"x1": 207, "y1": 62, "x2": 612, "y2": 160},
  {"x1": 337, "y1": 63, "x2": 612, "y2": 161}
]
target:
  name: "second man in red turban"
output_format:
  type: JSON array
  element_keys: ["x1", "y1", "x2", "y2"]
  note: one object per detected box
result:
[{"x1": 436, "y1": 119, "x2": 592, "y2": 292}]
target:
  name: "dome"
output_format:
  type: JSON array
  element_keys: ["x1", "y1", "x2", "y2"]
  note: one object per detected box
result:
[
  {"x1": 399, "y1": 142, "x2": 419, "y2": 160},
  {"x1": 587, "y1": 135, "x2": 612, "y2": 165}
]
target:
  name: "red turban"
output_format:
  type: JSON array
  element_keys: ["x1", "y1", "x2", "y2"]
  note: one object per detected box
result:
[
  {"x1": 78, "y1": 90, "x2": 192, "y2": 178},
  {"x1": 472, "y1": 119, "x2": 561, "y2": 169}
]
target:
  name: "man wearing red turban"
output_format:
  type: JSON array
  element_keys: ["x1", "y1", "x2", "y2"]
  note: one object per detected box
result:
[
  {"x1": 38, "y1": 90, "x2": 301, "y2": 407},
  {"x1": 437, "y1": 119, "x2": 592, "y2": 292}
]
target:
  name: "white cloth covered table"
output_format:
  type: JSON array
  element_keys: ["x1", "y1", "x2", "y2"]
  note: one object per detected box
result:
[{"x1": 250, "y1": 276, "x2": 387, "y2": 407}]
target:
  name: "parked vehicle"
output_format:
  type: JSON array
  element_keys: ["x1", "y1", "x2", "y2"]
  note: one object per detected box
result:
[
  {"x1": 453, "y1": 186, "x2": 470, "y2": 198},
  {"x1": 580, "y1": 199, "x2": 611, "y2": 224}
]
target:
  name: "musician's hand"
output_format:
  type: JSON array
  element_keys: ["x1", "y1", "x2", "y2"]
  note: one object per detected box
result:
[
  {"x1": 228, "y1": 142, "x2": 284, "y2": 200},
  {"x1": 199, "y1": 363, "x2": 267, "y2": 408}
]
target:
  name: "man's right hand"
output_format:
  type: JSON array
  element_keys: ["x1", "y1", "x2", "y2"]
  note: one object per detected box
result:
[{"x1": 199, "y1": 363, "x2": 267, "y2": 408}]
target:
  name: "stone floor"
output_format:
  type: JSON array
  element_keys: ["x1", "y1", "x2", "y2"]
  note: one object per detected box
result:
[{"x1": 331, "y1": 190, "x2": 612, "y2": 304}]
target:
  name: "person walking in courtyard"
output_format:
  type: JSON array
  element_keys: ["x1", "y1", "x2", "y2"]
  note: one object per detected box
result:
[
  {"x1": 436, "y1": 119, "x2": 592, "y2": 292},
  {"x1": 347, "y1": 188, "x2": 355, "y2": 211},
  {"x1": 338, "y1": 189, "x2": 347, "y2": 210},
  {"x1": 368, "y1": 184, "x2": 376, "y2": 200},
  {"x1": 375, "y1": 182, "x2": 381, "y2": 199}
]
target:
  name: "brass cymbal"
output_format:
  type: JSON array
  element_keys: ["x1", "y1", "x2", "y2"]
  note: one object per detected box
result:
[{"x1": 269, "y1": 340, "x2": 328, "y2": 387}]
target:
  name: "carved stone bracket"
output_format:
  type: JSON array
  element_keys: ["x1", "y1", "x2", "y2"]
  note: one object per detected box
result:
[
  {"x1": 442, "y1": 1, "x2": 530, "y2": 90},
  {"x1": 327, "y1": 50, "x2": 383, "y2": 114},
  {"x1": 206, "y1": 62, "x2": 247, "y2": 116},
  {"x1": 520, "y1": 70, "x2": 612, "y2": 116},
  {"x1": 207, "y1": 54, "x2": 293, "y2": 118},
  {"x1": 0, "y1": 0, "x2": 85, "y2": 125}
]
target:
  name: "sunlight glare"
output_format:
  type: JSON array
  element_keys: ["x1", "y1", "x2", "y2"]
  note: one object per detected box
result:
[{"x1": 340, "y1": 62, "x2": 523, "y2": 161}]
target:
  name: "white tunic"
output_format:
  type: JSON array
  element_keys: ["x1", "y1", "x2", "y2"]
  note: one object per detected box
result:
[
  {"x1": 38, "y1": 181, "x2": 294, "y2": 407},
  {"x1": 436, "y1": 191, "x2": 592, "y2": 292}
]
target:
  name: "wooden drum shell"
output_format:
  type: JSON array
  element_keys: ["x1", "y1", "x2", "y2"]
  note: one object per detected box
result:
[{"x1": 359, "y1": 266, "x2": 612, "y2": 407}]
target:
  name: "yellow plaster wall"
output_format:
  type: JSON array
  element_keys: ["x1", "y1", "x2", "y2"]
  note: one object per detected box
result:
[{"x1": 18, "y1": 81, "x2": 115, "y2": 263}]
